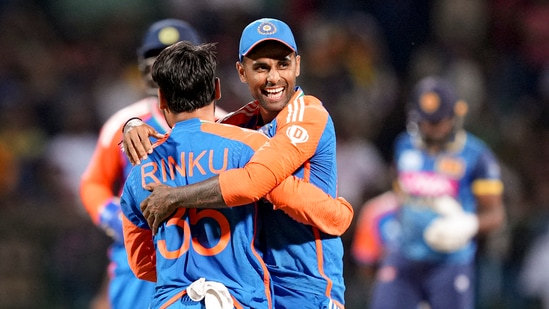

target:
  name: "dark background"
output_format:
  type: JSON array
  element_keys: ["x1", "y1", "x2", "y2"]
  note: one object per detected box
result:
[{"x1": 0, "y1": 0, "x2": 548, "y2": 308}]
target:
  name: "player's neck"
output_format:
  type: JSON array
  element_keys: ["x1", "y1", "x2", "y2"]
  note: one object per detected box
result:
[{"x1": 171, "y1": 103, "x2": 217, "y2": 124}]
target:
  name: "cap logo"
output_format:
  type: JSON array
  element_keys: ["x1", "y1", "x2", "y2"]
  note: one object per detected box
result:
[
  {"x1": 419, "y1": 92, "x2": 440, "y2": 114},
  {"x1": 258, "y1": 22, "x2": 277, "y2": 35},
  {"x1": 158, "y1": 27, "x2": 181, "y2": 45}
]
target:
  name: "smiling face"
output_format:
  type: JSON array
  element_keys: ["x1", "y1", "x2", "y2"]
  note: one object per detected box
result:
[{"x1": 236, "y1": 40, "x2": 300, "y2": 123}]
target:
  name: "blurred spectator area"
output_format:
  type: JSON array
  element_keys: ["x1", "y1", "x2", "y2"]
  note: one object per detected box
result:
[{"x1": 1, "y1": 0, "x2": 549, "y2": 308}]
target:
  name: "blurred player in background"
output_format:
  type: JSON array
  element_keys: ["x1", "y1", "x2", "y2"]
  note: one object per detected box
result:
[
  {"x1": 80, "y1": 19, "x2": 226, "y2": 308},
  {"x1": 351, "y1": 191, "x2": 399, "y2": 270},
  {"x1": 350, "y1": 191, "x2": 399, "y2": 308},
  {"x1": 369, "y1": 76, "x2": 506, "y2": 309},
  {"x1": 121, "y1": 17, "x2": 349, "y2": 308}
]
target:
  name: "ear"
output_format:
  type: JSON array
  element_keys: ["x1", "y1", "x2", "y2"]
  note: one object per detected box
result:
[
  {"x1": 235, "y1": 61, "x2": 247, "y2": 83},
  {"x1": 295, "y1": 54, "x2": 301, "y2": 77},
  {"x1": 158, "y1": 89, "x2": 168, "y2": 111},
  {"x1": 214, "y1": 77, "x2": 221, "y2": 100}
]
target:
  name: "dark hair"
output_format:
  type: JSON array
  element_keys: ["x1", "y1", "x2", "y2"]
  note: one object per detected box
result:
[{"x1": 151, "y1": 41, "x2": 217, "y2": 113}]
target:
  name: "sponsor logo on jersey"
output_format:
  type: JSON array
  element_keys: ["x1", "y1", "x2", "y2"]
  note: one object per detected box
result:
[
  {"x1": 286, "y1": 125, "x2": 309, "y2": 145},
  {"x1": 398, "y1": 171, "x2": 458, "y2": 197}
]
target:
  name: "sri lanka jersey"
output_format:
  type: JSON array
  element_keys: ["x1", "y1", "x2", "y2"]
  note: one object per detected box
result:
[{"x1": 393, "y1": 130, "x2": 503, "y2": 263}]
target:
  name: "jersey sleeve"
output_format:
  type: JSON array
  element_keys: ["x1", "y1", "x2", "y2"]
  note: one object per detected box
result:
[
  {"x1": 265, "y1": 176, "x2": 353, "y2": 236},
  {"x1": 80, "y1": 119, "x2": 125, "y2": 224},
  {"x1": 219, "y1": 96, "x2": 329, "y2": 205},
  {"x1": 471, "y1": 148, "x2": 504, "y2": 196},
  {"x1": 120, "y1": 173, "x2": 157, "y2": 282},
  {"x1": 80, "y1": 98, "x2": 159, "y2": 225}
]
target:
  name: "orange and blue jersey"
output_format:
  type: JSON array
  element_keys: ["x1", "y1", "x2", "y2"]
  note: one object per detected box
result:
[
  {"x1": 80, "y1": 96, "x2": 168, "y2": 308},
  {"x1": 81, "y1": 97, "x2": 169, "y2": 225},
  {"x1": 219, "y1": 87, "x2": 345, "y2": 308},
  {"x1": 351, "y1": 191, "x2": 400, "y2": 266},
  {"x1": 121, "y1": 118, "x2": 274, "y2": 309},
  {"x1": 393, "y1": 130, "x2": 504, "y2": 263}
]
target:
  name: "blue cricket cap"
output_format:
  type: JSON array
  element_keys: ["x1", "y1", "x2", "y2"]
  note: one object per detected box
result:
[
  {"x1": 138, "y1": 19, "x2": 201, "y2": 58},
  {"x1": 410, "y1": 76, "x2": 460, "y2": 122},
  {"x1": 238, "y1": 18, "x2": 297, "y2": 61}
]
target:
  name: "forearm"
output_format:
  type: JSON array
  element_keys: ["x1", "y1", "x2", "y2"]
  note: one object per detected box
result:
[
  {"x1": 219, "y1": 162, "x2": 278, "y2": 206},
  {"x1": 219, "y1": 110, "x2": 323, "y2": 205},
  {"x1": 477, "y1": 200, "x2": 506, "y2": 235},
  {"x1": 473, "y1": 191, "x2": 505, "y2": 234},
  {"x1": 266, "y1": 176, "x2": 354, "y2": 236},
  {"x1": 172, "y1": 176, "x2": 227, "y2": 209}
]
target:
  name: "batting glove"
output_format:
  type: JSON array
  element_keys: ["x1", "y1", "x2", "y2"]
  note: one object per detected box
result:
[
  {"x1": 424, "y1": 213, "x2": 478, "y2": 252},
  {"x1": 423, "y1": 196, "x2": 479, "y2": 253}
]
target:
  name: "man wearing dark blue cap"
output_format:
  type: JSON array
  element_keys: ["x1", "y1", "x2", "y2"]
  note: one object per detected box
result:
[
  {"x1": 407, "y1": 76, "x2": 469, "y2": 147},
  {"x1": 121, "y1": 17, "x2": 349, "y2": 308},
  {"x1": 369, "y1": 76, "x2": 506, "y2": 309},
  {"x1": 80, "y1": 19, "x2": 227, "y2": 309}
]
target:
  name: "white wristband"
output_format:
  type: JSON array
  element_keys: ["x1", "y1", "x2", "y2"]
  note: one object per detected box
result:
[{"x1": 123, "y1": 118, "x2": 144, "y2": 134}]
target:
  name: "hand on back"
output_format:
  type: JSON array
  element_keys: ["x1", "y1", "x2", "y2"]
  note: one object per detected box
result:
[{"x1": 122, "y1": 119, "x2": 165, "y2": 165}]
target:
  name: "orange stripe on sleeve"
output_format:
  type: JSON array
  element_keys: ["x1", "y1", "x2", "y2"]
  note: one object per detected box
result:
[{"x1": 122, "y1": 215, "x2": 157, "y2": 282}]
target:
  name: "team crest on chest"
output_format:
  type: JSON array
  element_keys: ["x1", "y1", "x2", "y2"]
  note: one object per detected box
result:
[{"x1": 436, "y1": 157, "x2": 465, "y2": 178}]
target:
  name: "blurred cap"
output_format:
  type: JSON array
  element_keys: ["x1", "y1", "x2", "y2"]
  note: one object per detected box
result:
[
  {"x1": 138, "y1": 19, "x2": 201, "y2": 59},
  {"x1": 410, "y1": 76, "x2": 466, "y2": 122},
  {"x1": 239, "y1": 18, "x2": 297, "y2": 61}
]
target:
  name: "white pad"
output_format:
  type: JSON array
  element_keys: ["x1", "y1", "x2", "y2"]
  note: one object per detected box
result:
[{"x1": 186, "y1": 277, "x2": 234, "y2": 309}]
